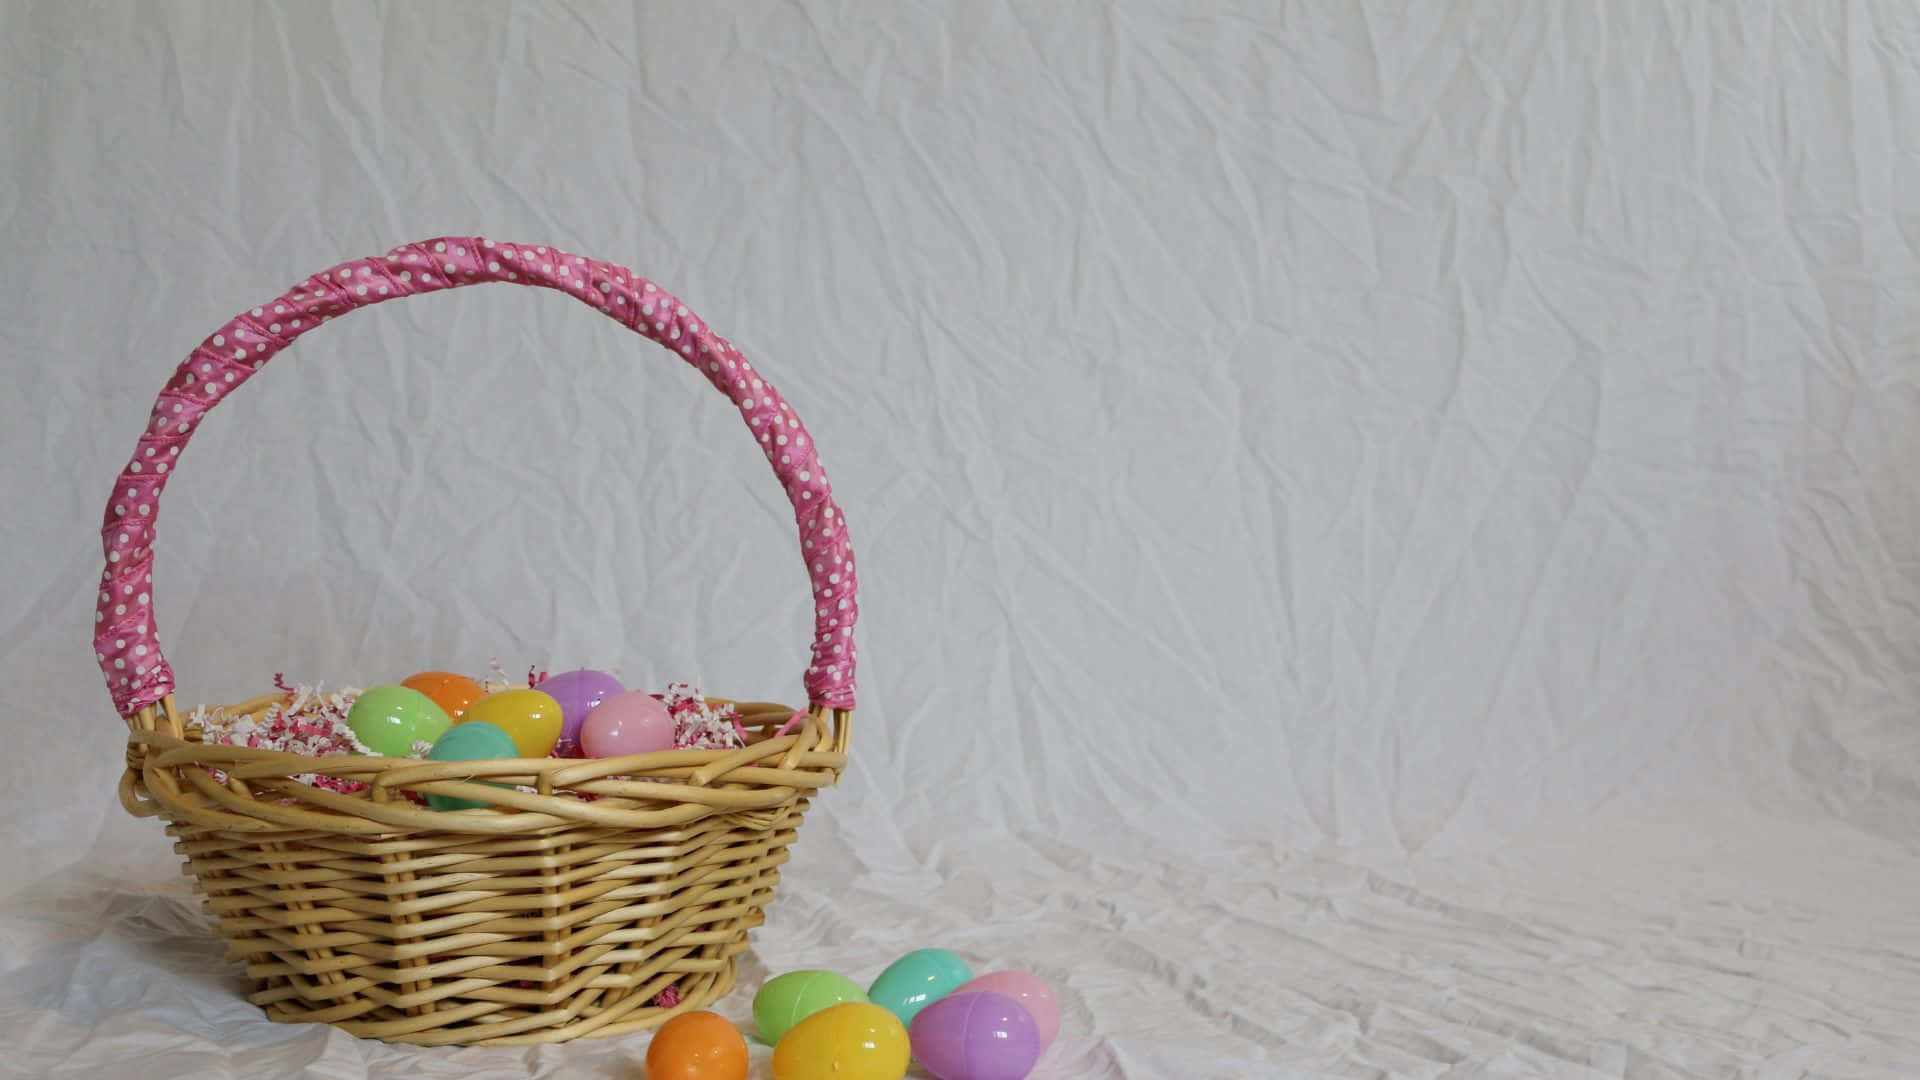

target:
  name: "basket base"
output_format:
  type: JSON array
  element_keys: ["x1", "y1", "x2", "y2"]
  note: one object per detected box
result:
[
  {"x1": 170, "y1": 800, "x2": 809, "y2": 1045},
  {"x1": 260, "y1": 955, "x2": 742, "y2": 1046}
]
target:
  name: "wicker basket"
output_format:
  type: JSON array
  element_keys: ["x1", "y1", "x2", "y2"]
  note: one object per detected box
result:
[{"x1": 96, "y1": 237, "x2": 859, "y2": 1046}]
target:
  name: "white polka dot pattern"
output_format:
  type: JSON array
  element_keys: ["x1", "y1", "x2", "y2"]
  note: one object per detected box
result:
[{"x1": 95, "y1": 237, "x2": 859, "y2": 715}]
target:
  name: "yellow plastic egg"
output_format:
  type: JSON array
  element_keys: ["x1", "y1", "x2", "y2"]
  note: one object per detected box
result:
[
  {"x1": 771, "y1": 1002, "x2": 909, "y2": 1080},
  {"x1": 454, "y1": 688, "x2": 563, "y2": 757}
]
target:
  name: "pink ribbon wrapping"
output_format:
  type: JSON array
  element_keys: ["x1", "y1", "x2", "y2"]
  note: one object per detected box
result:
[{"x1": 95, "y1": 237, "x2": 858, "y2": 716}]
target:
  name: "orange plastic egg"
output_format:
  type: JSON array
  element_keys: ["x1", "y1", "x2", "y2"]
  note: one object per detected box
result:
[
  {"x1": 401, "y1": 671, "x2": 485, "y2": 719},
  {"x1": 645, "y1": 1010, "x2": 749, "y2": 1080}
]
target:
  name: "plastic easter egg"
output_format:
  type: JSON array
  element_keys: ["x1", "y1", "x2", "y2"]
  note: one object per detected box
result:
[
  {"x1": 400, "y1": 670, "x2": 485, "y2": 719},
  {"x1": 424, "y1": 721, "x2": 518, "y2": 811},
  {"x1": 644, "y1": 1009, "x2": 748, "y2": 1080},
  {"x1": 867, "y1": 948, "x2": 973, "y2": 1028},
  {"x1": 536, "y1": 668, "x2": 623, "y2": 753},
  {"x1": 455, "y1": 688, "x2": 563, "y2": 757},
  {"x1": 346, "y1": 684, "x2": 453, "y2": 757},
  {"x1": 909, "y1": 991, "x2": 1042, "y2": 1080},
  {"x1": 771, "y1": 1002, "x2": 909, "y2": 1080},
  {"x1": 579, "y1": 690, "x2": 675, "y2": 758},
  {"x1": 753, "y1": 970, "x2": 869, "y2": 1045},
  {"x1": 954, "y1": 971, "x2": 1059, "y2": 1051}
]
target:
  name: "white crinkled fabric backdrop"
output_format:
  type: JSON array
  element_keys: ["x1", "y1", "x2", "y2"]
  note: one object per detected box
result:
[{"x1": 4, "y1": 2, "x2": 1920, "y2": 1077}]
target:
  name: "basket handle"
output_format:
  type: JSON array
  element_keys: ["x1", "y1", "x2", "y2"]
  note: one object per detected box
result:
[{"x1": 94, "y1": 237, "x2": 858, "y2": 717}]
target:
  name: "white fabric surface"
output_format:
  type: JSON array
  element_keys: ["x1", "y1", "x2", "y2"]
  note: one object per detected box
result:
[{"x1": 6, "y1": 2, "x2": 1920, "y2": 1076}]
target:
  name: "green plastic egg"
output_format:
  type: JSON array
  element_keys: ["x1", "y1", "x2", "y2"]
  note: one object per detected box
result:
[
  {"x1": 347, "y1": 684, "x2": 453, "y2": 757},
  {"x1": 866, "y1": 948, "x2": 973, "y2": 1028},
  {"x1": 424, "y1": 720, "x2": 518, "y2": 811},
  {"x1": 753, "y1": 970, "x2": 869, "y2": 1045}
]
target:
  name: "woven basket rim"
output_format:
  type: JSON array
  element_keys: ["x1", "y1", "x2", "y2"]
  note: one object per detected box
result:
[{"x1": 124, "y1": 692, "x2": 850, "y2": 836}]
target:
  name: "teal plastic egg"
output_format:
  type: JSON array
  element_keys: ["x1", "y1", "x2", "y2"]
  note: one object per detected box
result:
[
  {"x1": 424, "y1": 720, "x2": 519, "y2": 811},
  {"x1": 866, "y1": 948, "x2": 973, "y2": 1028}
]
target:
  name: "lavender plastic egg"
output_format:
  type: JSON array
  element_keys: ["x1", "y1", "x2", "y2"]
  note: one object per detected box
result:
[
  {"x1": 537, "y1": 669, "x2": 623, "y2": 754},
  {"x1": 908, "y1": 991, "x2": 1041, "y2": 1080}
]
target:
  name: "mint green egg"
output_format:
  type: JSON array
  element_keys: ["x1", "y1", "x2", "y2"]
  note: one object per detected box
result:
[
  {"x1": 424, "y1": 720, "x2": 518, "y2": 811},
  {"x1": 867, "y1": 948, "x2": 973, "y2": 1027},
  {"x1": 752, "y1": 969, "x2": 868, "y2": 1045},
  {"x1": 347, "y1": 684, "x2": 453, "y2": 757}
]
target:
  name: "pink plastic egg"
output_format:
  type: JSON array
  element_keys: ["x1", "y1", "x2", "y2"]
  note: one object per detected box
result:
[
  {"x1": 579, "y1": 690, "x2": 675, "y2": 758},
  {"x1": 954, "y1": 971, "x2": 1059, "y2": 1051},
  {"x1": 908, "y1": 991, "x2": 1040, "y2": 1080}
]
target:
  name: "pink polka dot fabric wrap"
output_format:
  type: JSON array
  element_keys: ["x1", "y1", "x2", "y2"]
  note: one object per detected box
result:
[{"x1": 95, "y1": 237, "x2": 859, "y2": 717}]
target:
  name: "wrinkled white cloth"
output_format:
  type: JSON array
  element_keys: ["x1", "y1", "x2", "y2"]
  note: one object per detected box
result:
[
  {"x1": 7, "y1": 1, "x2": 1920, "y2": 1076},
  {"x1": 7, "y1": 807, "x2": 1919, "y2": 1077}
]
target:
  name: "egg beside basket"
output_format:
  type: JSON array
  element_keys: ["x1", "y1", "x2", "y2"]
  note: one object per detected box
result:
[{"x1": 96, "y1": 237, "x2": 858, "y2": 1046}]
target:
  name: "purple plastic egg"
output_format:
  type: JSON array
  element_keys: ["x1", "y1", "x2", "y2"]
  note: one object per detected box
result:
[
  {"x1": 537, "y1": 669, "x2": 623, "y2": 754},
  {"x1": 908, "y1": 990, "x2": 1041, "y2": 1080}
]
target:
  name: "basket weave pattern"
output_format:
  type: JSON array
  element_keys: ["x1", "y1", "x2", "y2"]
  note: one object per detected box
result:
[{"x1": 99, "y1": 238, "x2": 858, "y2": 1045}]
